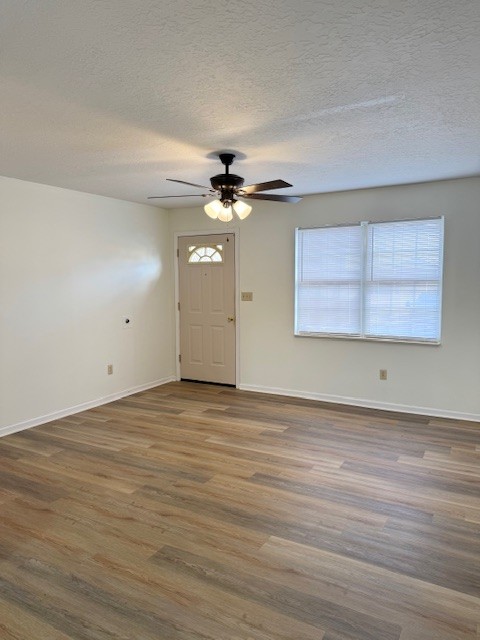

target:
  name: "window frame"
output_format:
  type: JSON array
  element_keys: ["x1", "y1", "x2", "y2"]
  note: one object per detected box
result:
[{"x1": 294, "y1": 216, "x2": 444, "y2": 345}]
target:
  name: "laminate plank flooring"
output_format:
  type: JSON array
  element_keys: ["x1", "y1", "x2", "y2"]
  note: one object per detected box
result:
[{"x1": 0, "y1": 382, "x2": 479, "y2": 639}]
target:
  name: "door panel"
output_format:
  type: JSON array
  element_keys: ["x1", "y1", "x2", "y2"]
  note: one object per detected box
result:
[
  {"x1": 211, "y1": 326, "x2": 225, "y2": 365},
  {"x1": 187, "y1": 269, "x2": 203, "y2": 312},
  {"x1": 210, "y1": 269, "x2": 225, "y2": 312},
  {"x1": 189, "y1": 325, "x2": 203, "y2": 363},
  {"x1": 178, "y1": 234, "x2": 235, "y2": 385}
]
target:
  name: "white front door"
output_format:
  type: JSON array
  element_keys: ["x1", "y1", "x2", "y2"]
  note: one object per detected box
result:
[{"x1": 178, "y1": 234, "x2": 236, "y2": 385}]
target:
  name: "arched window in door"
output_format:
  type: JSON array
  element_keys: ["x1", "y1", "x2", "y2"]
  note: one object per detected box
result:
[{"x1": 188, "y1": 244, "x2": 223, "y2": 263}]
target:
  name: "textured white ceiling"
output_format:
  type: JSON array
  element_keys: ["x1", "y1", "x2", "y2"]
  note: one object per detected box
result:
[{"x1": 1, "y1": 0, "x2": 479, "y2": 207}]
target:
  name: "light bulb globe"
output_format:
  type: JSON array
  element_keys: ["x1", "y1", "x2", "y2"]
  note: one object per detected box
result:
[
  {"x1": 233, "y1": 200, "x2": 252, "y2": 220},
  {"x1": 218, "y1": 205, "x2": 233, "y2": 222},
  {"x1": 204, "y1": 199, "x2": 223, "y2": 219}
]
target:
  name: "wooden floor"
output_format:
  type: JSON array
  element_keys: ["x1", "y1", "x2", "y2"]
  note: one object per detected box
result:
[{"x1": 0, "y1": 382, "x2": 479, "y2": 640}]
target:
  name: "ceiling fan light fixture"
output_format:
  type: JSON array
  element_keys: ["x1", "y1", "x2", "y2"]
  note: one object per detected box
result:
[
  {"x1": 233, "y1": 200, "x2": 252, "y2": 220},
  {"x1": 204, "y1": 199, "x2": 223, "y2": 219}
]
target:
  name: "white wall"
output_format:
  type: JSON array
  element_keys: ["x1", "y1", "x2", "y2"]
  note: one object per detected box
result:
[
  {"x1": 0, "y1": 176, "x2": 175, "y2": 433},
  {"x1": 2, "y1": 175, "x2": 477, "y2": 430},
  {"x1": 169, "y1": 177, "x2": 480, "y2": 420}
]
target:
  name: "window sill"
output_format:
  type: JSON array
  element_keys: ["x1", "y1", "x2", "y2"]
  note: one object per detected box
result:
[{"x1": 294, "y1": 332, "x2": 441, "y2": 345}]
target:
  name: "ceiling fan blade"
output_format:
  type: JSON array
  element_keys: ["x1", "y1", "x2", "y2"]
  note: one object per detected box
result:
[
  {"x1": 244, "y1": 193, "x2": 302, "y2": 203},
  {"x1": 167, "y1": 178, "x2": 212, "y2": 190},
  {"x1": 241, "y1": 179, "x2": 293, "y2": 194},
  {"x1": 148, "y1": 194, "x2": 208, "y2": 199}
]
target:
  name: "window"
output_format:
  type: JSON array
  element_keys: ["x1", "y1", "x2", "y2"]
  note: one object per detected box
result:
[
  {"x1": 295, "y1": 217, "x2": 444, "y2": 343},
  {"x1": 188, "y1": 244, "x2": 223, "y2": 263}
]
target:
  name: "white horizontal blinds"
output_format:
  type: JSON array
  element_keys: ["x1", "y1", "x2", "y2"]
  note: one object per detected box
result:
[
  {"x1": 364, "y1": 218, "x2": 444, "y2": 340},
  {"x1": 296, "y1": 225, "x2": 362, "y2": 334},
  {"x1": 295, "y1": 217, "x2": 444, "y2": 342}
]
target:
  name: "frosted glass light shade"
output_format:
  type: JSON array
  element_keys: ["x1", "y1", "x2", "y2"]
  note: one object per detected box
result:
[
  {"x1": 205, "y1": 199, "x2": 252, "y2": 222},
  {"x1": 217, "y1": 205, "x2": 233, "y2": 222},
  {"x1": 204, "y1": 199, "x2": 223, "y2": 219},
  {"x1": 233, "y1": 200, "x2": 252, "y2": 220}
]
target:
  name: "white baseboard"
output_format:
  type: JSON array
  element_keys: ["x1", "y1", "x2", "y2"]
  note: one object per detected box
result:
[
  {"x1": 0, "y1": 376, "x2": 176, "y2": 438},
  {"x1": 238, "y1": 383, "x2": 480, "y2": 423},
  {"x1": 4, "y1": 378, "x2": 477, "y2": 438}
]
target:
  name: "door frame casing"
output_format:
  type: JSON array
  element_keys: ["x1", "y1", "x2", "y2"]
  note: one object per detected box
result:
[{"x1": 173, "y1": 228, "x2": 240, "y2": 386}]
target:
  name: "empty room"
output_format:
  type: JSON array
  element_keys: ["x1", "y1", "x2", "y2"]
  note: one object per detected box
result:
[{"x1": 0, "y1": 1, "x2": 479, "y2": 639}]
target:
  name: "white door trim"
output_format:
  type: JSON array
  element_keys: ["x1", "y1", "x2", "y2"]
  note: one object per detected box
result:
[{"x1": 173, "y1": 228, "x2": 240, "y2": 386}]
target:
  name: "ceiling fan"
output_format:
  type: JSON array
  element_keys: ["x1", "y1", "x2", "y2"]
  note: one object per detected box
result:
[{"x1": 148, "y1": 152, "x2": 302, "y2": 221}]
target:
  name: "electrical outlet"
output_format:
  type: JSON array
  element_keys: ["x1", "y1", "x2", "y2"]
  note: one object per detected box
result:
[
  {"x1": 379, "y1": 369, "x2": 387, "y2": 380},
  {"x1": 107, "y1": 364, "x2": 113, "y2": 375}
]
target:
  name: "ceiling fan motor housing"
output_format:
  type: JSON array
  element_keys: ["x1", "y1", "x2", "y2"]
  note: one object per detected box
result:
[{"x1": 210, "y1": 173, "x2": 244, "y2": 191}]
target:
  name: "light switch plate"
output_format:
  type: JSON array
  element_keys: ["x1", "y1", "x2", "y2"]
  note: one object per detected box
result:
[{"x1": 241, "y1": 291, "x2": 253, "y2": 301}]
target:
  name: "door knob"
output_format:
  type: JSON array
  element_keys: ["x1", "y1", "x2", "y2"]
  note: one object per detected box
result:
[{"x1": 227, "y1": 316, "x2": 235, "y2": 323}]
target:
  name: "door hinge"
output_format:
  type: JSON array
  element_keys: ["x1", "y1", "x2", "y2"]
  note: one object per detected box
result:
[
  {"x1": 177, "y1": 248, "x2": 179, "y2": 258},
  {"x1": 177, "y1": 301, "x2": 180, "y2": 311},
  {"x1": 178, "y1": 354, "x2": 181, "y2": 363}
]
